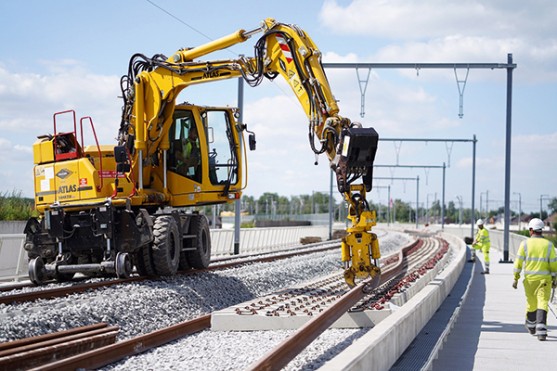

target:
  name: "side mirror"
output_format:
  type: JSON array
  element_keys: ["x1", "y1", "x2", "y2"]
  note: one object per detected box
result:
[{"x1": 237, "y1": 123, "x2": 256, "y2": 151}]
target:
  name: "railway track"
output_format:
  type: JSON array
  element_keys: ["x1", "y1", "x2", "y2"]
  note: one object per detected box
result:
[
  {"x1": 0, "y1": 241, "x2": 341, "y2": 306},
  {"x1": 1, "y1": 236, "x2": 450, "y2": 370},
  {"x1": 0, "y1": 323, "x2": 118, "y2": 371},
  {"x1": 246, "y1": 237, "x2": 447, "y2": 370}
]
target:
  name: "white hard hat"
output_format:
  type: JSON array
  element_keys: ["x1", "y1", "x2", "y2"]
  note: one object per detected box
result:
[
  {"x1": 528, "y1": 218, "x2": 544, "y2": 232},
  {"x1": 476, "y1": 219, "x2": 484, "y2": 226}
]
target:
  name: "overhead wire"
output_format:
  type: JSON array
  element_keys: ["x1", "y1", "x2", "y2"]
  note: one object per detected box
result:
[
  {"x1": 143, "y1": 0, "x2": 300, "y2": 104},
  {"x1": 145, "y1": 0, "x2": 240, "y2": 58},
  {"x1": 144, "y1": 0, "x2": 213, "y2": 42}
]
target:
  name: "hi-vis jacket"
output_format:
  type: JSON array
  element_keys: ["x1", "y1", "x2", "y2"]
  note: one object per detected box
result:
[
  {"x1": 474, "y1": 228, "x2": 490, "y2": 250},
  {"x1": 513, "y1": 236, "x2": 557, "y2": 281}
]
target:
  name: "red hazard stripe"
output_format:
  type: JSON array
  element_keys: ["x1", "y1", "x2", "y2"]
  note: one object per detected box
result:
[{"x1": 275, "y1": 35, "x2": 293, "y2": 63}]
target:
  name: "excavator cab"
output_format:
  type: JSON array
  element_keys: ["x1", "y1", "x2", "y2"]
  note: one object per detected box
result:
[{"x1": 164, "y1": 104, "x2": 246, "y2": 207}]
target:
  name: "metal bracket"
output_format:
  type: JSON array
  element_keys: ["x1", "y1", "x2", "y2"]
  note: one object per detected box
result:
[
  {"x1": 454, "y1": 67, "x2": 470, "y2": 118},
  {"x1": 356, "y1": 67, "x2": 372, "y2": 118}
]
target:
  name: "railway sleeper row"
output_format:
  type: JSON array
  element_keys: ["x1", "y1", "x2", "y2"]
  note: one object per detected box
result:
[{"x1": 211, "y1": 237, "x2": 450, "y2": 331}]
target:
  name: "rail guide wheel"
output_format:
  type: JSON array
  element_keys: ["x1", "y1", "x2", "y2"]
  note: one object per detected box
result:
[
  {"x1": 28, "y1": 257, "x2": 46, "y2": 285},
  {"x1": 115, "y1": 252, "x2": 132, "y2": 278}
]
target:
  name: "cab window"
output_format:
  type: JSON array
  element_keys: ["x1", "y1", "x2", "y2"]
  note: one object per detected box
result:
[
  {"x1": 204, "y1": 110, "x2": 238, "y2": 185},
  {"x1": 168, "y1": 110, "x2": 201, "y2": 182}
]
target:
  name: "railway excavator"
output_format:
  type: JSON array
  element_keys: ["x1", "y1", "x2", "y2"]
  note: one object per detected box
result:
[{"x1": 24, "y1": 18, "x2": 380, "y2": 288}]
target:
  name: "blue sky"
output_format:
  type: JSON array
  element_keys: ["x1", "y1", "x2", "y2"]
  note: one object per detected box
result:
[{"x1": 0, "y1": 0, "x2": 555, "y2": 214}]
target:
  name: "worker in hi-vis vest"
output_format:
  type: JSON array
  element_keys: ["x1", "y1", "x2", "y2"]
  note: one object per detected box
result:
[
  {"x1": 513, "y1": 218, "x2": 557, "y2": 341},
  {"x1": 471, "y1": 219, "x2": 491, "y2": 274}
]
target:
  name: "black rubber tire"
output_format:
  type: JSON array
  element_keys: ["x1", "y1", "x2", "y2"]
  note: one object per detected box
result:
[
  {"x1": 152, "y1": 215, "x2": 181, "y2": 276},
  {"x1": 134, "y1": 243, "x2": 157, "y2": 277},
  {"x1": 187, "y1": 215, "x2": 211, "y2": 269}
]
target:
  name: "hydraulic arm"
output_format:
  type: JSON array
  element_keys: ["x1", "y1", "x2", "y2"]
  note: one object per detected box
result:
[{"x1": 117, "y1": 18, "x2": 380, "y2": 287}]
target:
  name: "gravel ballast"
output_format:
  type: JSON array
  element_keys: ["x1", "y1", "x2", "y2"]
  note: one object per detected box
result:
[{"x1": 0, "y1": 230, "x2": 413, "y2": 370}]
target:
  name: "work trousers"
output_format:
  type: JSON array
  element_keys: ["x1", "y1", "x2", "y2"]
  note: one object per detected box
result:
[
  {"x1": 523, "y1": 278, "x2": 551, "y2": 312},
  {"x1": 472, "y1": 245, "x2": 490, "y2": 269}
]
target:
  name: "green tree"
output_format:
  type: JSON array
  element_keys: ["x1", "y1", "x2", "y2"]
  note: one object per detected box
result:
[
  {"x1": 310, "y1": 192, "x2": 330, "y2": 213},
  {"x1": 446, "y1": 201, "x2": 456, "y2": 224},
  {"x1": 276, "y1": 195, "x2": 290, "y2": 215},
  {"x1": 257, "y1": 192, "x2": 280, "y2": 216},
  {"x1": 392, "y1": 199, "x2": 412, "y2": 222},
  {"x1": 430, "y1": 200, "x2": 441, "y2": 222},
  {"x1": 241, "y1": 195, "x2": 255, "y2": 214},
  {"x1": 0, "y1": 190, "x2": 36, "y2": 220},
  {"x1": 289, "y1": 195, "x2": 301, "y2": 215},
  {"x1": 548, "y1": 197, "x2": 557, "y2": 214}
]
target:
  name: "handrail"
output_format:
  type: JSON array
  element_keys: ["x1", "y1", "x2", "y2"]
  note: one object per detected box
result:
[{"x1": 79, "y1": 116, "x2": 103, "y2": 191}]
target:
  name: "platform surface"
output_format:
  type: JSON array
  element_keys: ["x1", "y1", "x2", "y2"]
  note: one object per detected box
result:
[{"x1": 394, "y1": 247, "x2": 557, "y2": 370}]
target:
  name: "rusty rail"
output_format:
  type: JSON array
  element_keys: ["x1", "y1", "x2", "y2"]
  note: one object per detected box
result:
[
  {"x1": 0, "y1": 323, "x2": 118, "y2": 371},
  {"x1": 0, "y1": 277, "x2": 144, "y2": 305},
  {"x1": 245, "y1": 239, "x2": 421, "y2": 371},
  {"x1": 29, "y1": 315, "x2": 211, "y2": 371},
  {"x1": 245, "y1": 278, "x2": 374, "y2": 371}
]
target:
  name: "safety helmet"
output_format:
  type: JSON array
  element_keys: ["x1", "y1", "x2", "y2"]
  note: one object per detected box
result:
[
  {"x1": 528, "y1": 218, "x2": 544, "y2": 232},
  {"x1": 476, "y1": 219, "x2": 484, "y2": 226}
]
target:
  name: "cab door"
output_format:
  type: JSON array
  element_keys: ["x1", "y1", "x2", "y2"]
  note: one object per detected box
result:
[
  {"x1": 167, "y1": 106, "x2": 242, "y2": 207},
  {"x1": 203, "y1": 109, "x2": 240, "y2": 187}
]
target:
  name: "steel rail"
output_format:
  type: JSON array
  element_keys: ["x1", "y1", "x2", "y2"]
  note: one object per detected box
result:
[
  {"x1": 355, "y1": 238, "x2": 441, "y2": 311},
  {"x1": 0, "y1": 323, "x2": 118, "y2": 370},
  {"x1": 245, "y1": 239, "x2": 423, "y2": 371},
  {"x1": 29, "y1": 315, "x2": 211, "y2": 371},
  {"x1": 29, "y1": 240, "x2": 419, "y2": 370},
  {"x1": 246, "y1": 237, "x2": 450, "y2": 370},
  {"x1": 0, "y1": 241, "x2": 340, "y2": 293}
]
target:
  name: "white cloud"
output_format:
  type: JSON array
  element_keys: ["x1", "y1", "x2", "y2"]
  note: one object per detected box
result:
[
  {"x1": 319, "y1": 0, "x2": 557, "y2": 83},
  {"x1": 0, "y1": 137, "x2": 35, "y2": 196},
  {"x1": 0, "y1": 62, "x2": 122, "y2": 197},
  {"x1": 451, "y1": 132, "x2": 557, "y2": 212},
  {"x1": 0, "y1": 11, "x2": 554, "y2": 207},
  {"x1": 320, "y1": 0, "x2": 556, "y2": 41},
  {"x1": 0, "y1": 62, "x2": 121, "y2": 142},
  {"x1": 512, "y1": 133, "x2": 557, "y2": 176},
  {"x1": 242, "y1": 94, "x2": 334, "y2": 197}
]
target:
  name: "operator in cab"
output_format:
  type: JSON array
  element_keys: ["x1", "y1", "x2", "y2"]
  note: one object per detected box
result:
[{"x1": 176, "y1": 124, "x2": 201, "y2": 180}]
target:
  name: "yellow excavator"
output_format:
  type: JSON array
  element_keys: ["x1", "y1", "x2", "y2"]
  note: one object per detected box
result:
[{"x1": 24, "y1": 18, "x2": 380, "y2": 287}]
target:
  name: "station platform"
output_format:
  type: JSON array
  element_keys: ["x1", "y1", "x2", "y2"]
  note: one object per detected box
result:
[{"x1": 393, "y1": 246, "x2": 557, "y2": 371}]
